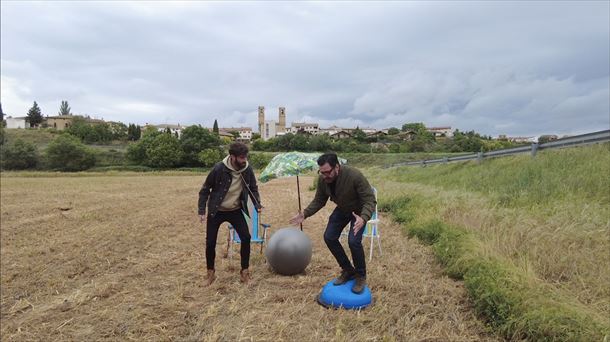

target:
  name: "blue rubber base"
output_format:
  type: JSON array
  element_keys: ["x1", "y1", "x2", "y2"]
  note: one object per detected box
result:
[{"x1": 317, "y1": 278, "x2": 372, "y2": 310}]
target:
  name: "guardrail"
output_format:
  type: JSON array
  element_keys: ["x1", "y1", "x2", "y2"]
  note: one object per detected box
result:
[{"x1": 389, "y1": 129, "x2": 610, "y2": 168}]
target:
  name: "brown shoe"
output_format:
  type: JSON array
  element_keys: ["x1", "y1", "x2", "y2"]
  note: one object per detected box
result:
[
  {"x1": 351, "y1": 275, "x2": 366, "y2": 294},
  {"x1": 333, "y1": 269, "x2": 356, "y2": 286},
  {"x1": 206, "y1": 269, "x2": 216, "y2": 286},
  {"x1": 240, "y1": 269, "x2": 251, "y2": 284}
]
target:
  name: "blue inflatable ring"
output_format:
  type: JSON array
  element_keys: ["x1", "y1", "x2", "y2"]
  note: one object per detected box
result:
[{"x1": 317, "y1": 278, "x2": 373, "y2": 309}]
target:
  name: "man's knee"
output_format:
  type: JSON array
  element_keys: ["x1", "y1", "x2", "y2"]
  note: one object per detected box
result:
[
  {"x1": 348, "y1": 236, "x2": 363, "y2": 249},
  {"x1": 324, "y1": 231, "x2": 338, "y2": 244}
]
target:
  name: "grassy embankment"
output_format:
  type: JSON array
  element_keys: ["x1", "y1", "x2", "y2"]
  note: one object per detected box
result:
[
  {"x1": 2, "y1": 128, "x2": 130, "y2": 168},
  {"x1": 366, "y1": 143, "x2": 609, "y2": 341}
]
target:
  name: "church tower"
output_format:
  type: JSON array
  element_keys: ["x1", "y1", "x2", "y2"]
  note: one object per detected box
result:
[
  {"x1": 258, "y1": 106, "x2": 265, "y2": 134},
  {"x1": 278, "y1": 106, "x2": 286, "y2": 133}
]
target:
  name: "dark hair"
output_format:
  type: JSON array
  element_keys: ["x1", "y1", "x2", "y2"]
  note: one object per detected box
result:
[
  {"x1": 229, "y1": 142, "x2": 249, "y2": 157},
  {"x1": 317, "y1": 153, "x2": 339, "y2": 167}
]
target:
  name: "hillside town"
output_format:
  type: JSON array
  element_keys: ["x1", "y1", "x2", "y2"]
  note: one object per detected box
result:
[{"x1": 1, "y1": 103, "x2": 552, "y2": 144}]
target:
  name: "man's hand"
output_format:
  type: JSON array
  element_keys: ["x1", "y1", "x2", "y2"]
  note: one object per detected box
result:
[
  {"x1": 352, "y1": 212, "x2": 365, "y2": 235},
  {"x1": 199, "y1": 214, "x2": 206, "y2": 224},
  {"x1": 289, "y1": 212, "x2": 305, "y2": 226}
]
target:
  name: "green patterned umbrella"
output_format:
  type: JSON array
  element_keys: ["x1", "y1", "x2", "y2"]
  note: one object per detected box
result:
[
  {"x1": 259, "y1": 152, "x2": 322, "y2": 183},
  {"x1": 259, "y1": 152, "x2": 345, "y2": 230}
]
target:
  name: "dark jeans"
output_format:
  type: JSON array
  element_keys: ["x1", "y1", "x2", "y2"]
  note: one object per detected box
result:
[
  {"x1": 323, "y1": 207, "x2": 366, "y2": 278},
  {"x1": 206, "y1": 209, "x2": 251, "y2": 270}
]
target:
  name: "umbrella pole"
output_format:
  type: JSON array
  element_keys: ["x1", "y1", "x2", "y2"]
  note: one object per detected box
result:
[{"x1": 297, "y1": 174, "x2": 303, "y2": 231}]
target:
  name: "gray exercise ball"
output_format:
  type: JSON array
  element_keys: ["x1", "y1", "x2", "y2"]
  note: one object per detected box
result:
[{"x1": 265, "y1": 227, "x2": 312, "y2": 276}]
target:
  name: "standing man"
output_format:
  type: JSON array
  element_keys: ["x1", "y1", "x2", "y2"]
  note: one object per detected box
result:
[
  {"x1": 198, "y1": 142, "x2": 262, "y2": 285},
  {"x1": 290, "y1": 153, "x2": 376, "y2": 294}
]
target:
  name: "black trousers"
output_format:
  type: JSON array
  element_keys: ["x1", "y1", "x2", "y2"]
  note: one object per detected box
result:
[
  {"x1": 323, "y1": 207, "x2": 366, "y2": 278},
  {"x1": 206, "y1": 209, "x2": 251, "y2": 270}
]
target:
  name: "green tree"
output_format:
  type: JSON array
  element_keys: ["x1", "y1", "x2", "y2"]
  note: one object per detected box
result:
[
  {"x1": 309, "y1": 134, "x2": 332, "y2": 152},
  {"x1": 26, "y1": 101, "x2": 43, "y2": 127},
  {"x1": 213, "y1": 119, "x2": 219, "y2": 135},
  {"x1": 198, "y1": 148, "x2": 223, "y2": 167},
  {"x1": 1, "y1": 139, "x2": 38, "y2": 169},
  {"x1": 146, "y1": 133, "x2": 183, "y2": 168},
  {"x1": 387, "y1": 127, "x2": 400, "y2": 135},
  {"x1": 45, "y1": 134, "x2": 96, "y2": 171},
  {"x1": 179, "y1": 125, "x2": 220, "y2": 166},
  {"x1": 109, "y1": 122, "x2": 128, "y2": 140},
  {"x1": 290, "y1": 134, "x2": 310, "y2": 151},
  {"x1": 0, "y1": 102, "x2": 4, "y2": 122},
  {"x1": 126, "y1": 128, "x2": 161, "y2": 164},
  {"x1": 351, "y1": 127, "x2": 367, "y2": 143},
  {"x1": 58, "y1": 100, "x2": 72, "y2": 116},
  {"x1": 127, "y1": 123, "x2": 141, "y2": 141}
]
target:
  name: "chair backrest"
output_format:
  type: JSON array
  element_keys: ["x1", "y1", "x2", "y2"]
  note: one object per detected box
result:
[
  {"x1": 363, "y1": 186, "x2": 379, "y2": 236},
  {"x1": 232, "y1": 196, "x2": 262, "y2": 242}
]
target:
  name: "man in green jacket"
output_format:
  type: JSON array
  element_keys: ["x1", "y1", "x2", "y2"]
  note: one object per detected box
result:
[{"x1": 290, "y1": 153, "x2": 376, "y2": 294}]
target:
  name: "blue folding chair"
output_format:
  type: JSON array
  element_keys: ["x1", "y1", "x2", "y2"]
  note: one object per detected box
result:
[
  {"x1": 226, "y1": 197, "x2": 271, "y2": 258},
  {"x1": 341, "y1": 186, "x2": 382, "y2": 261}
]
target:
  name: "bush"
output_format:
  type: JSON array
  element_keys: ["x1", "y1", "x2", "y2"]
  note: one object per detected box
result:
[
  {"x1": 248, "y1": 152, "x2": 273, "y2": 169},
  {"x1": 45, "y1": 134, "x2": 96, "y2": 171},
  {"x1": 198, "y1": 148, "x2": 223, "y2": 167},
  {"x1": 146, "y1": 133, "x2": 183, "y2": 168},
  {"x1": 1, "y1": 139, "x2": 39, "y2": 170}
]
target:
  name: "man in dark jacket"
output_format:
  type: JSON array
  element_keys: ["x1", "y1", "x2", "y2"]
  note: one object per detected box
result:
[
  {"x1": 198, "y1": 142, "x2": 262, "y2": 285},
  {"x1": 290, "y1": 153, "x2": 376, "y2": 294}
]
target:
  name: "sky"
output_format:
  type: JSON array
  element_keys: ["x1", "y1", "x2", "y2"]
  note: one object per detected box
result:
[{"x1": 1, "y1": 1, "x2": 608, "y2": 137}]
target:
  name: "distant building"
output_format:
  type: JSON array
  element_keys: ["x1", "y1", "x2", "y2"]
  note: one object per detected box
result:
[
  {"x1": 330, "y1": 130, "x2": 353, "y2": 139},
  {"x1": 45, "y1": 115, "x2": 74, "y2": 130},
  {"x1": 427, "y1": 126, "x2": 453, "y2": 137},
  {"x1": 5, "y1": 116, "x2": 30, "y2": 129},
  {"x1": 220, "y1": 127, "x2": 252, "y2": 142},
  {"x1": 154, "y1": 124, "x2": 184, "y2": 137},
  {"x1": 290, "y1": 122, "x2": 319, "y2": 135},
  {"x1": 319, "y1": 125, "x2": 343, "y2": 136},
  {"x1": 262, "y1": 120, "x2": 277, "y2": 140}
]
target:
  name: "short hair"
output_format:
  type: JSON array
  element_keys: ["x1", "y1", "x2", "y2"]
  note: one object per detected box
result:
[
  {"x1": 229, "y1": 142, "x2": 249, "y2": 157},
  {"x1": 317, "y1": 153, "x2": 339, "y2": 167}
]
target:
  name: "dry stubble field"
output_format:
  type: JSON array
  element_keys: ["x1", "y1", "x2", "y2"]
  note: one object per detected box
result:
[{"x1": 1, "y1": 173, "x2": 497, "y2": 341}]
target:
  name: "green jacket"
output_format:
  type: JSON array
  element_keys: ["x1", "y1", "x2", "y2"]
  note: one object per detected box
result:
[{"x1": 303, "y1": 165, "x2": 376, "y2": 222}]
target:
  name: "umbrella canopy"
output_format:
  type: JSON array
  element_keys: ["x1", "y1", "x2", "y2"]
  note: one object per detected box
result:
[
  {"x1": 258, "y1": 151, "x2": 346, "y2": 230},
  {"x1": 259, "y1": 152, "x2": 322, "y2": 183}
]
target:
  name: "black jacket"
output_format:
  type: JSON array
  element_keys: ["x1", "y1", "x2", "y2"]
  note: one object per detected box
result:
[{"x1": 198, "y1": 161, "x2": 261, "y2": 218}]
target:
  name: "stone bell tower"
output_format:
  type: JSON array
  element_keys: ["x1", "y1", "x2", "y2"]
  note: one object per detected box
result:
[
  {"x1": 278, "y1": 106, "x2": 286, "y2": 133},
  {"x1": 258, "y1": 106, "x2": 265, "y2": 134}
]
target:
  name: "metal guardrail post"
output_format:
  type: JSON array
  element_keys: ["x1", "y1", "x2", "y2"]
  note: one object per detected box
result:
[
  {"x1": 531, "y1": 143, "x2": 539, "y2": 157},
  {"x1": 477, "y1": 152, "x2": 483, "y2": 164},
  {"x1": 443, "y1": 157, "x2": 448, "y2": 164}
]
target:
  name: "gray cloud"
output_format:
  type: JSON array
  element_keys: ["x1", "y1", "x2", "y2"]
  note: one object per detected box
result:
[{"x1": 1, "y1": 1, "x2": 608, "y2": 136}]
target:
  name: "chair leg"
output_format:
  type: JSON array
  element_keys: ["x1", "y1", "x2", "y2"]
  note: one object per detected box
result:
[
  {"x1": 377, "y1": 234, "x2": 382, "y2": 256},
  {"x1": 369, "y1": 231, "x2": 374, "y2": 261}
]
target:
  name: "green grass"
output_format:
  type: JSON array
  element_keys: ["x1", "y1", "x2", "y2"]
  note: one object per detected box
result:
[
  {"x1": 379, "y1": 194, "x2": 609, "y2": 341},
  {"x1": 366, "y1": 143, "x2": 610, "y2": 340},
  {"x1": 385, "y1": 143, "x2": 610, "y2": 208},
  {"x1": 3, "y1": 128, "x2": 61, "y2": 148}
]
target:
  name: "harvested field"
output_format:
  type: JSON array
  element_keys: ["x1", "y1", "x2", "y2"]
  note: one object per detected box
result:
[{"x1": 1, "y1": 174, "x2": 497, "y2": 341}]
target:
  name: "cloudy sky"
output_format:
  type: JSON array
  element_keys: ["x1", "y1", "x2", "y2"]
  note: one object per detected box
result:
[{"x1": 1, "y1": 1, "x2": 608, "y2": 137}]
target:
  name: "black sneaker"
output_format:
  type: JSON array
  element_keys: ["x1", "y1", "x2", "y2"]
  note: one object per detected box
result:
[
  {"x1": 351, "y1": 275, "x2": 366, "y2": 294},
  {"x1": 333, "y1": 270, "x2": 355, "y2": 285}
]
